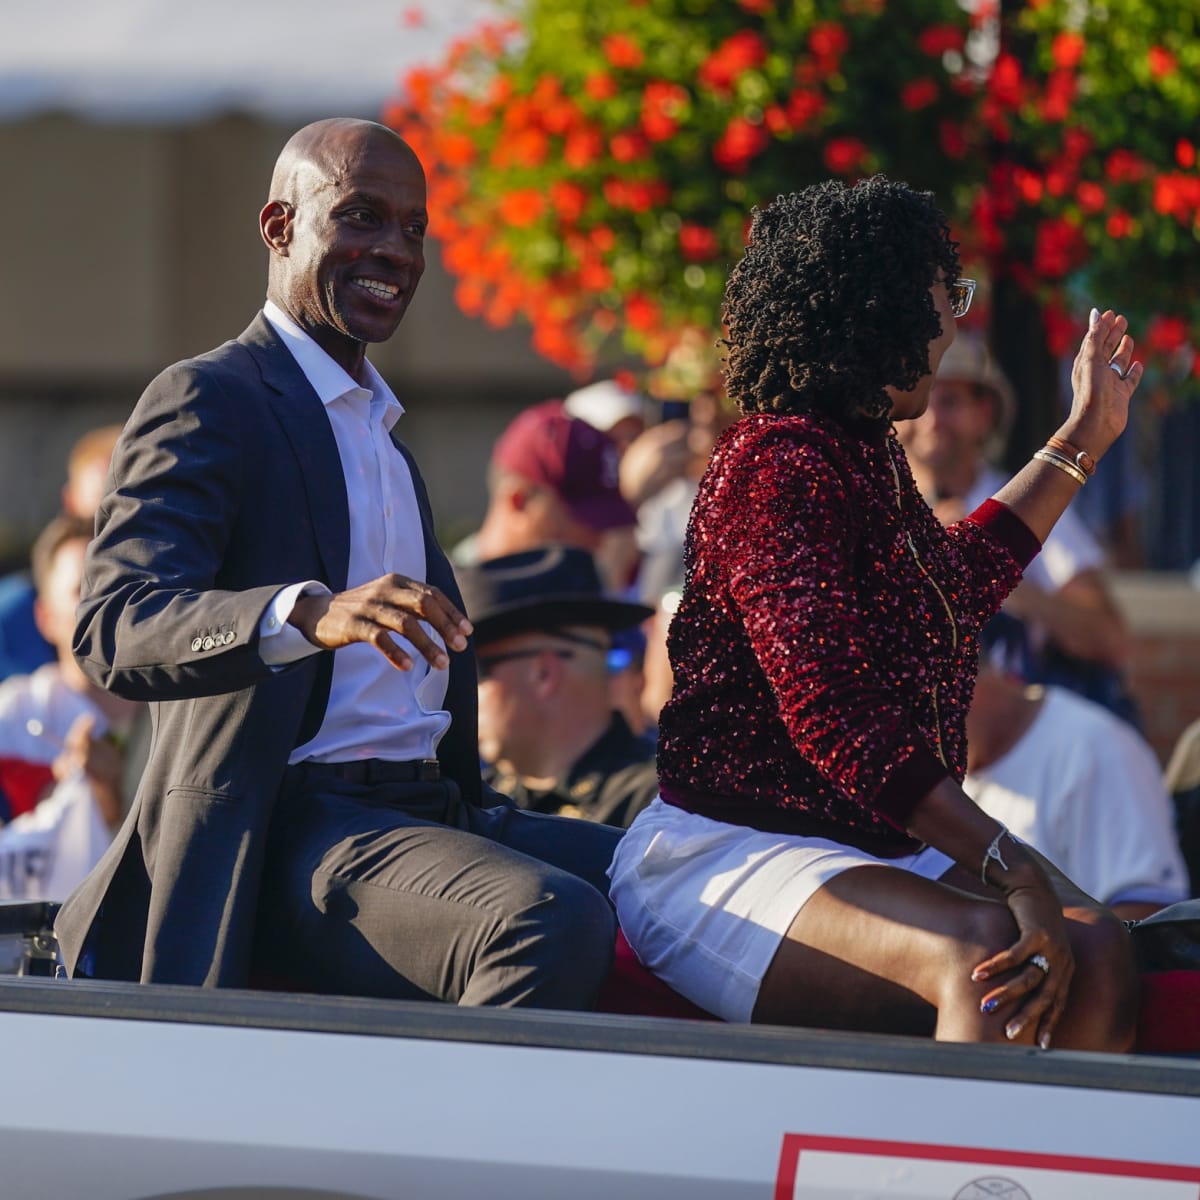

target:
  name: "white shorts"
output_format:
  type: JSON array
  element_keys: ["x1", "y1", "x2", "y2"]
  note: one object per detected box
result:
[{"x1": 607, "y1": 797, "x2": 955, "y2": 1023}]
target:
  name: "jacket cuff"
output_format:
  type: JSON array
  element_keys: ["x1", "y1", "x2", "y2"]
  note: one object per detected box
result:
[
  {"x1": 964, "y1": 498, "x2": 1042, "y2": 571},
  {"x1": 874, "y1": 744, "x2": 950, "y2": 829}
]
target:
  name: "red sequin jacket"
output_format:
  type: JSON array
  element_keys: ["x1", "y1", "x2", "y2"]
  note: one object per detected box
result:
[{"x1": 656, "y1": 411, "x2": 1042, "y2": 856}]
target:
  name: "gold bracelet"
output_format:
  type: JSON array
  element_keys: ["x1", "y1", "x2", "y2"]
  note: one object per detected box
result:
[{"x1": 1033, "y1": 448, "x2": 1087, "y2": 487}]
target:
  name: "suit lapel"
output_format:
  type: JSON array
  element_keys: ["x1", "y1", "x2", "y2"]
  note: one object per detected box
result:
[{"x1": 239, "y1": 314, "x2": 350, "y2": 592}]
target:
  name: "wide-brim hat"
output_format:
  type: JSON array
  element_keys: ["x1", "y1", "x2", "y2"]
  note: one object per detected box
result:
[
  {"x1": 935, "y1": 333, "x2": 1016, "y2": 458},
  {"x1": 456, "y1": 546, "x2": 654, "y2": 645}
]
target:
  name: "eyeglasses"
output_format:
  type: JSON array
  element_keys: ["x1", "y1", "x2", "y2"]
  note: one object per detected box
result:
[
  {"x1": 476, "y1": 630, "x2": 615, "y2": 681},
  {"x1": 949, "y1": 278, "x2": 976, "y2": 319}
]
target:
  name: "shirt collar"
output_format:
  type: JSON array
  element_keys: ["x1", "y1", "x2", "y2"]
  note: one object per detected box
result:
[{"x1": 263, "y1": 299, "x2": 404, "y2": 430}]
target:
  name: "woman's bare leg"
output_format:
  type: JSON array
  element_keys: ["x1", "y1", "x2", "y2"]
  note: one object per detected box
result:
[{"x1": 752, "y1": 863, "x2": 1137, "y2": 1051}]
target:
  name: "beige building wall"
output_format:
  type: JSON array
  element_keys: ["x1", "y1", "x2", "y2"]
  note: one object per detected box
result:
[{"x1": 0, "y1": 113, "x2": 578, "y2": 557}]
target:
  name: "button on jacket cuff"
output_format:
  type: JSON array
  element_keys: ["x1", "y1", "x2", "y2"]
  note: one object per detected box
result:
[{"x1": 259, "y1": 580, "x2": 330, "y2": 666}]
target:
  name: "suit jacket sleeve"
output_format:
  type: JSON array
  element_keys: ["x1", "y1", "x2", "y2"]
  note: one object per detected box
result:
[{"x1": 74, "y1": 358, "x2": 301, "y2": 701}]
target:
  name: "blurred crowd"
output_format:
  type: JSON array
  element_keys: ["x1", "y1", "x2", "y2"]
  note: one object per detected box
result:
[{"x1": 0, "y1": 334, "x2": 1196, "y2": 920}]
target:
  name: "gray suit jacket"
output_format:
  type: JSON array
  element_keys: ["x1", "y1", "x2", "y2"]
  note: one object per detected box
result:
[{"x1": 57, "y1": 314, "x2": 488, "y2": 986}]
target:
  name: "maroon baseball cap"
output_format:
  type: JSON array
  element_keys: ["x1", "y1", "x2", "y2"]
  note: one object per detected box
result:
[{"x1": 491, "y1": 400, "x2": 636, "y2": 532}]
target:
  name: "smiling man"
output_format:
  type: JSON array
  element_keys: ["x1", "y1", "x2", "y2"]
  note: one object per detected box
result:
[{"x1": 55, "y1": 119, "x2": 619, "y2": 1006}]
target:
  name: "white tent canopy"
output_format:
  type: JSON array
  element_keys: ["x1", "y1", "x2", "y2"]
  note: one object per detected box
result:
[{"x1": 0, "y1": 0, "x2": 498, "y2": 123}]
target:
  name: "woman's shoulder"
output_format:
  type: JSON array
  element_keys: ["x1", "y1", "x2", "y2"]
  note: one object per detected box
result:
[{"x1": 713, "y1": 412, "x2": 876, "y2": 480}]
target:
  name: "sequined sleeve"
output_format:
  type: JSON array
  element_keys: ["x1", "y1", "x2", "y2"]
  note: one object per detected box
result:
[{"x1": 720, "y1": 428, "x2": 949, "y2": 825}]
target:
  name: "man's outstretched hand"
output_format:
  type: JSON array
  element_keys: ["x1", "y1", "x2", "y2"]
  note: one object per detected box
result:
[{"x1": 289, "y1": 575, "x2": 473, "y2": 671}]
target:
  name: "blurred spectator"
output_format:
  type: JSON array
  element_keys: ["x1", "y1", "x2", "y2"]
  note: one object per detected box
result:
[
  {"x1": 0, "y1": 515, "x2": 142, "y2": 899},
  {"x1": 1164, "y1": 716, "x2": 1200, "y2": 897},
  {"x1": 454, "y1": 400, "x2": 637, "y2": 590},
  {"x1": 964, "y1": 615, "x2": 1187, "y2": 922},
  {"x1": 456, "y1": 546, "x2": 657, "y2": 829},
  {"x1": 896, "y1": 334, "x2": 1137, "y2": 723},
  {"x1": 563, "y1": 378, "x2": 647, "y2": 457},
  {"x1": 0, "y1": 424, "x2": 121, "y2": 682}
]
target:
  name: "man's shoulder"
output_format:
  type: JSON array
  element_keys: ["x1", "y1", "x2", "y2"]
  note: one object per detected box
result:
[{"x1": 143, "y1": 314, "x2": 279, "y2": 399}]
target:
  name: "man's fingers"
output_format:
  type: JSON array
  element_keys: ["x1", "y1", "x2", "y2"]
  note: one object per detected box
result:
[
  {"x1": 377, "y1": 578, "x2": 472, "y2": 651},
  {"x1": 366, "y1": 626, "x2": 413, "y2": 672}
]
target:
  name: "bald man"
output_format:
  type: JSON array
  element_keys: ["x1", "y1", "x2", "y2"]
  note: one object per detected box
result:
[{"x1": 57, "y1": 119, "x2": 618, "y2": 1006}]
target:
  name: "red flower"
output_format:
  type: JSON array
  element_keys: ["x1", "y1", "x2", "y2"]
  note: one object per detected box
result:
[
  {"x1": 641, "y1": 80, "x2": 689, "y2": 142},
  {"x1": 1152, "y1": 173, "x2": 1200, "y2": 223},
  {"x1": 564, "y1": 127, "x2": 604, "y2": 169},
  {"x1": 1037, "y1": 69, "x2": 1076, "y2": 123},
  {"x1": 939, "y1": 120, "x2": 967, "y2": 159},
  {"x1": 1105, "y1": 210, "x2": 1134, "y2": 238},
  {"x1": 585, "y1": 72, "x2": 618, "y2": 102},
  {"x1": 1014, "y1": 167, "x2": 1044, "y2": 205},
  {"x1": 1148, "y1": 46, "x2": 1178, "y2": 78},
  {"x1": 603, "y1": 34, "x2": 644, "y2": 70},
  {"x1": 611, "y1": 131, "x2": 650, "y2": 162},
  {"x1": 713, "y1": 116, "x2": 770, "y2": 172},
  {"x1": 579, "y1": 259, "x2": 614, "y2": 291},
  {"x1": 823, "y1": 137, "x2": 868, "y2": 175},
  {"x1": 1061, "y1": 127, "x2": 1093, "y2": 162},
  {"x1": 1032, "y1": 217, "x2": 1083, "y2": 279},
  {"x1": 1051, "y1": 32, "x2": 1085, "y2": 69},
  {"x1": 679, "y1": 223, "x2": 720, "y2": 261},
  {"x1": 401, "y1": 6, "x2": 425, "y2": 28},
  {"x1": 1104, "y1": 150, "x2": 1146, "y2": 183},
  {"x1": 917, "y1": 24, "x2": 965, "y2": 57},
  {"x1": 786, "y1": 88, "x2": 826, "y2": 128},
  {"x1": 1147, "y1": 316, "x2": 1190, "y2": 354},
  {"x1": 989, "y1": 53, "x2": 1025, "y2": 109},
  {"x1": 550, "y1": 181, "x2": 588, "y2": 224},
  {"x1": 499, "y1": 189, "x2": 545, "y2": 228},
  {"x1": 901, "y1": 78, "x2": 939, "y2": 111},
  {"x1": 808, "y1": 22, "x2": 849, "y2": 63},
  {"x1": 1041, "y1": 302, "x2": 1079, "y2": 357},
  {"x1": 1075, "y1": 181, "x2": 1106, "y2": 213},
  {"x1": 626, "y1": 293, "x2": 662, "y2": 333},
  {"x1": 1177, "y1": 140, "x2": 1197, "y2": 169},
  {"x1": 737, "y1": 0, "x2": 773, "y2": 11},
  {"x1": 438, "y1": 132, "x2": 476, "y2": 168},
  {"x1": 698, "y1": 30, "x2": 768, "y2": 93}
]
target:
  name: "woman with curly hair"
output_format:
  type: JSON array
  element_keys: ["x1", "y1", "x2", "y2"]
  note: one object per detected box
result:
[{"x1": 608, "y1": 176, "x2": 1142, "y2": 1050}]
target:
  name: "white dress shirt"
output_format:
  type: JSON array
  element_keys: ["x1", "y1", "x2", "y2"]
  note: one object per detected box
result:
[{"x1": 259, "y1": 300, "x2": 451, "y2": 764}]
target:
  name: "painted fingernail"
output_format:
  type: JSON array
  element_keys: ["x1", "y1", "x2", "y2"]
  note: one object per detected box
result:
[
  {"x1": 1089, "y1": 307, "x2": 1100, "y2": 327},
  {"x1": 1005, "y1": 1021, "x2": 1024, "y2": 1040},
  {"x1": 1039, "y1": 1033, "x2": 1051, "y2": 1050},
  {"x1": 981, "y1": 997, "x2": 998, "y2": 1015}
]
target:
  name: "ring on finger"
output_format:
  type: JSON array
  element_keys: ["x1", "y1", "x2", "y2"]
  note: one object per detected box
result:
[
  {"x1": 1109, "y1": 360, "x2": 1131, "y2": 381},
  {"x1": 1029, "y1": 953, "x2": 1051, "y2": 975}
]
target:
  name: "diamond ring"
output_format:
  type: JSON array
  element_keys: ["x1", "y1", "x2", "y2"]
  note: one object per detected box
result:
[{"x1": 1029, "y1": 953, "x2": 1051, "y2": 975}]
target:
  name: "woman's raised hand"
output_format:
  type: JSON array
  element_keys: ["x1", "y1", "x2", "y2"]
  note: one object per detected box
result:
[{"x1": 1062, "y1": 308, "x2": 1143, "y2": 461}]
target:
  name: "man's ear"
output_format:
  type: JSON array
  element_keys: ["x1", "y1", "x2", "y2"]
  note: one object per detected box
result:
[{"x1": 260, "y1": 201, "x2": 294, "y2": 256}]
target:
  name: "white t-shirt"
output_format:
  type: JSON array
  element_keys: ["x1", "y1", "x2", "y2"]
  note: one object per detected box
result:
[
  {"x1": 965, "y1": 687, "x2": 1188, "y2": 907},
  {"x1": 966, "y1": 465, "x2": 1104, "y2": 593},
  {"x1": 0, "y1": 665, "x2": 113, "y2": 900}
]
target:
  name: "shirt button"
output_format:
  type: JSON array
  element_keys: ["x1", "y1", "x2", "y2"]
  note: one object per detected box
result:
[
  {"x1": 267, "y1": 617, "x2": 277, "y2": 629},
  {"x1": 191, "y1": 638, "x2": 203, "y2": 652}
]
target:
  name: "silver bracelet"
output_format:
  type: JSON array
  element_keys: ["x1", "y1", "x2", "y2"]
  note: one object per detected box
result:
[{"x1": 981, "y1": 826, "x2": 1012, "y2": 886}]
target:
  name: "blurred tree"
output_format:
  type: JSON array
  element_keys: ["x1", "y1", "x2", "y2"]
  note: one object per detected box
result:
[
  {"x1": 388, "y1": 0, "x2": 984, "y2": 376},
  {"x1": 389, "y1": 0, "x2": 1200, "y2": 435}
]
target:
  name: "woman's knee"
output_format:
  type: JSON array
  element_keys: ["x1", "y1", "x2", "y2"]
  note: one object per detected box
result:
[{"x1": 1065, "y1": 908, "x2": 1139, "y2": 1052}]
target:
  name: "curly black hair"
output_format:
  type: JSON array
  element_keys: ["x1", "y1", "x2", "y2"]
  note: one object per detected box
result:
[{"x1": 721, "y1": 176, "x2": 960, "y2": 427}]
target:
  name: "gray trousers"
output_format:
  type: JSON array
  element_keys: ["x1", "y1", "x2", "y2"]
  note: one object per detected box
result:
[{"x1": 254, "y1": 765, "x2": 620, "y2": 1010}]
